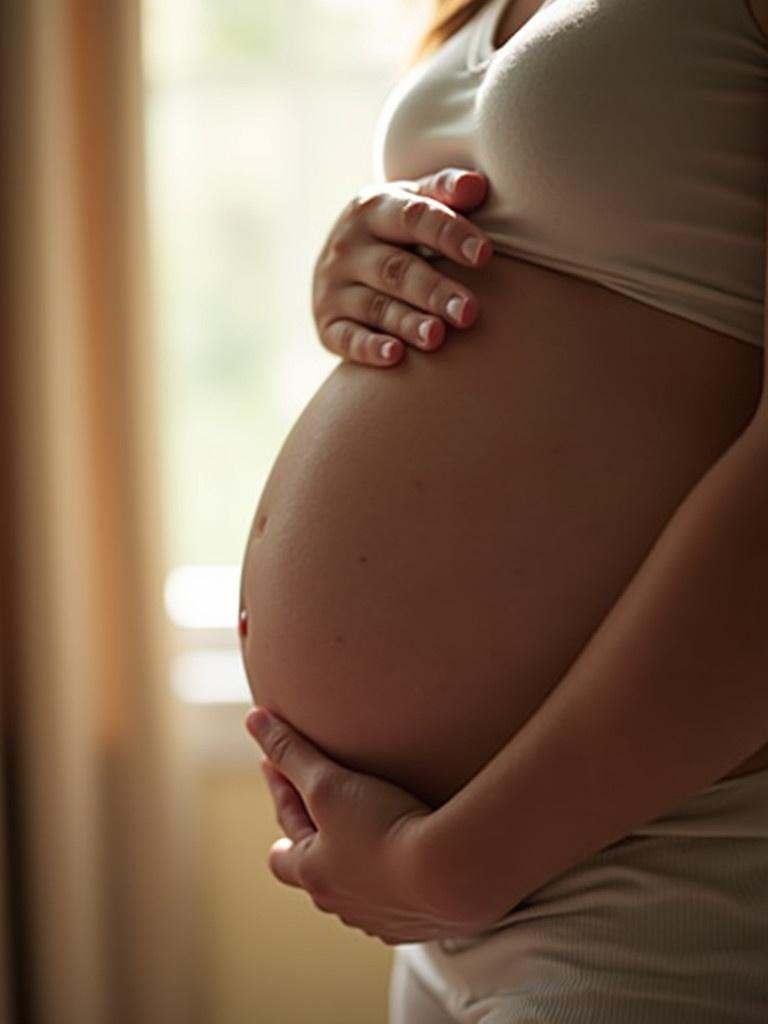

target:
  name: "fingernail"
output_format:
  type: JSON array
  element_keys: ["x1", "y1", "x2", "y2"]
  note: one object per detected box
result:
[
  {"x1": 446, "y1": 295, "x2": 468, "y2": 324},
  {"x1": 461, "y1": 237, "x2": 482, "y2": 263},
  {"x1": 418, "y1": 319, "x2": 435, "y2": 345}
]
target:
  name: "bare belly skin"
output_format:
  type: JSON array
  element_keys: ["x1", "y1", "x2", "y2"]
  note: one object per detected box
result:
[{"x1": 239, "y1": 253, "x2": 767, "y2": 808}]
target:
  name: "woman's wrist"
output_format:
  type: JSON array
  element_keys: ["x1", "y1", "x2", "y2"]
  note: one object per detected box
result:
[{"x1": 407, "y1": 799, "x2": 514, "y2": 933}]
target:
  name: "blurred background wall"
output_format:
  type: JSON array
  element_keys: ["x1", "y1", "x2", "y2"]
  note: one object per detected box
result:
[{"x1": 0, "y1": 1, "x2": 428, "y2": 1021}]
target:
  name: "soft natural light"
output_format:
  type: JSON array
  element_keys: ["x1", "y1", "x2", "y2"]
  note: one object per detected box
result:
[
  {"x1": 144, "y1": 0, "x2": 423, "y2": 702},
  {"x1": 171, "y1": 649, "x2": 250, "y2": 704},
  {"x1": 164, "y1": 564, "x2": 240, "y2": 629}
]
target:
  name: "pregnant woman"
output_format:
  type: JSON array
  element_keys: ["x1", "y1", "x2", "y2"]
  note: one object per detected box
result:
[{"x1": 241, "y1": 1, "x2": 768, "y2": 1020}]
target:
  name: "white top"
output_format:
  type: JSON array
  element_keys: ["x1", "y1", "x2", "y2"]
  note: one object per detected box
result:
[{"x1": 372, "y1": 0, "x2": 768, "y2": 347}]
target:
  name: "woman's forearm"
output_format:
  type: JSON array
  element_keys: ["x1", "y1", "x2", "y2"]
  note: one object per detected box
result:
[{"x1": 418, "y1": 414, "x2": 768, "y2": 925}]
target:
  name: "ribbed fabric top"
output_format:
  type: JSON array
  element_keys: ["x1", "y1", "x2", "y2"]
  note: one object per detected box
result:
[
  {"x1": 399, "y1": 766, "x2": 768, "y2": 1022},
  {"x1": 372, "y1": 0, "x2": 768, "y2": 347}
]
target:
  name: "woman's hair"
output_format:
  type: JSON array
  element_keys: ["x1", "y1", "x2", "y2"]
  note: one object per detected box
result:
[{"x1": 404, "y1": 0, "x2": 492, "y2": 70}]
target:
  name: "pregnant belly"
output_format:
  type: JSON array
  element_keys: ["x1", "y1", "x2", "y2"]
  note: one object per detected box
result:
[{"x1": 239, "y1": 255, "x2": 763, "y2": 808}]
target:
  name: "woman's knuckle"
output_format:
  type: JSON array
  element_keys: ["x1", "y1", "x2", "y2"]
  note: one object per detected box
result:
[
  {"x1": 352, "y1": 331, "x2": 375, "y2": 364},
  {"x1": 425, "y1": 277, "x2": 447, "y2": 313},
  {"x1": 267, "y1": 729, "x2": 293, "y2": 765},
  {"x1": 367, "y1": 290, "x2": 391, "y2": 324},
  {"x1": 350, "y1": 188, "x2": 381, "y2": 219},
  {"x1": 327, "y1": 234, "x2": 350, "y2": 262},
  {"x1": 334, "y1": 320, "x2": 356, "y2": 355},
  {"x1": 400, "y1": 197, "x2": 428, "y2": 230},
  {"x1": 432, "y1": 211, "x2": 457, "y2": 250},
  {"x1": 348, "y1": 337, "x2": 367, "y2": 364},
  {"x1": 379, "y1": 251, "x2": 409, "y2": 290}
]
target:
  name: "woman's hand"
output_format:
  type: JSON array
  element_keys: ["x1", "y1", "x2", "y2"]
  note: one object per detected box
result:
[
  {"x1": 312, "y1": 168, "x2": 493, "y2": 368},
  {"x1": 245, "y1": 706, "x2": 492, "y2": 945}
]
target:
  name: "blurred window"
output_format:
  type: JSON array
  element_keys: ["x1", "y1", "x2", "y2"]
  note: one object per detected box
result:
[{"x1": 142, "y1": 0, "x2": 420, "y2": 702}]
